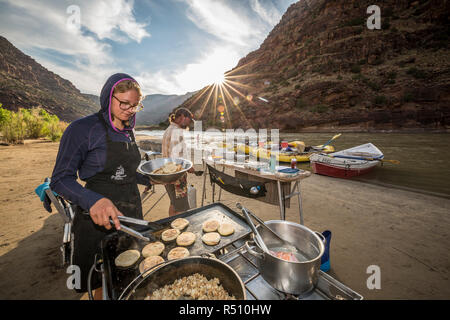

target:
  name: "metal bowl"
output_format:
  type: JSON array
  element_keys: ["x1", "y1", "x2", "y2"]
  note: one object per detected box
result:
[{"x1": 137, "y1": 158, "x2": 193, "y2": 184}]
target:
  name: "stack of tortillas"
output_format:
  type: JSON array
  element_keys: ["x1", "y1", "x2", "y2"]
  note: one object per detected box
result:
[
  {"x1": 115, "y1": 249, "x2": 141, "y2": 268},
  {"x1": 139, "y1": 256, "x2": 165, "y2": 277},
  {"x1": 176, "y1": 232, "x2": 196, "y2": 246},
  {"x1": 167, "y1": 247, "x2": 190, "y2": 260},
  {"x1": 161, "y1": 228, "x2": 180, "y2": 242},
  {"x1": 142, "y1": 241, "x2": 165, "y2": 257}
]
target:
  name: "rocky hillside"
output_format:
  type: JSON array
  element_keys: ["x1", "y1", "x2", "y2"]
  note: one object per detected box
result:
[
  {"x1": 180, "y1": 0, "x2": 450, "y2": 132},
  {"x1": 0, "y1": 36, "x2": 98, "y2": 122},
  {"x1": 136, "y1": 92, "x2": 196, "y2": 126}
]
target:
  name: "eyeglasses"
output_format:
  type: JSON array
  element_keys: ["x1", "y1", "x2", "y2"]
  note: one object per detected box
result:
[{"x1": 112, "y1": 95, "x2": 144, "y2": 112}]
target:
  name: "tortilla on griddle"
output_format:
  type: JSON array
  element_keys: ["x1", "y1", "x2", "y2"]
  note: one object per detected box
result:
[
  {"x1": 167, "y1": 247, "x2": 190, "y2": 260},
  {"x1": 202, "y1": 232, "x2": 221, "y2": 246},
  {"x1": 171, "y1": 218, "x2": 189, "y2": 230},
  {"x1": 202, "y1": 220, "x2": 220, "y2": 233},
  {"x1": 115, "y1": 249, "x2": 140, "y2": 268},
  {"x1": 139, "y1": 256, "x2": 165, "y2": 277},
  {"x1": 176, "y1": 232, "x2": 196, "y2": 246},
  {"x1": 142, "y1": 241, "x2": 165, "y2": 257},
  {"x1": 161, "y1": 228, "x2": 180, "y2": 242},
  {"x1": 218, "y1": 223, "x2": 235, "y2": 236}
]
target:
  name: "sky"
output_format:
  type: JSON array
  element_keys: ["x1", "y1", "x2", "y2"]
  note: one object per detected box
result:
[{"x1": 0, "y1": 0, "x2": 297, "y2": 95}]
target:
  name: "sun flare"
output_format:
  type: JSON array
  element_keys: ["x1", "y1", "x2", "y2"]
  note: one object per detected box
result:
[{"x1": 214, "y1": 73, "x2": 225, "y2": 85}]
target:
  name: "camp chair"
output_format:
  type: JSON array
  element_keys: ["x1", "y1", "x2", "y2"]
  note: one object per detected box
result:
[{"x1": 35, "y1": 178, "x2": 75, "y2": 267}]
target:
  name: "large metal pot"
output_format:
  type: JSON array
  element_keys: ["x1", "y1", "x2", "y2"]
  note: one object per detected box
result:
[
  {"x1": 119, "y1": 256, "x2": 246, "y2": 300},
  {"x1": 245, "y1": 220, "x2": 324, "y2": 295},
  {"x1": 137, "y1": 158, "x2": 192, "y2": 184}
]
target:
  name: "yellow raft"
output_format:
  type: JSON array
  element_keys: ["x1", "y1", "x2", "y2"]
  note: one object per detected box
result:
[{"x1": 234, "y1": 141, "x2": 335, "y2": 163}]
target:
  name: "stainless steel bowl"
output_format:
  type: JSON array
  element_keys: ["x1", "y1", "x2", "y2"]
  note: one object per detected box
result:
[{"x1": 137, "y1": 158, "x2": 193, "y2": 184}]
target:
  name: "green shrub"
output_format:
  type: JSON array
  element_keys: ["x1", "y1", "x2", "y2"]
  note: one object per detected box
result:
[
  {"x1": 387, "y1": 71, "x2": 397, "y2": 79},
  {"x1": 403, "y1": 92, "x2": 414, "y2": 102},
  {"x1": 287, "y1": 69, "x2": 299, "y2": 79},
  {"x1": 370, "y1": 57, "x2": 385, "y2": 65},
  {"x1": 387, "y1": 79, "x2": 396, "y2": 84},
  {"x1": 406, "y1": 67, "x2": 426, "y2": 79},
  {"x1": 0, "y1": 105, "x2": 67, "y2": 144},
  {"x1": 373, "y1": 95, "x2": 388, "y2": 106},
  {"x1": 0, "y1": 104, "x2": 11, "y2": 131},
  {"x1": 1, "y1": 109, "x2": 25, "y2": 144},
  {"x1": 364, "y1": 79, "x2": 381, "y2": 91},
  {"x1": 295, "y1": 98, "x2": 307, "y2": 109},
  {"x1": 350, "y1": 64, "x2": 361, "y2": 73},
  {"x1": 311, "y1": 104, "x2": 329, "y2": 113},
  {"x1": 22, "y1": 108, "x2": 45, "y2": 139},
  {"x1": 341, "y1": 17, "x2": 365, "y2": 27}
]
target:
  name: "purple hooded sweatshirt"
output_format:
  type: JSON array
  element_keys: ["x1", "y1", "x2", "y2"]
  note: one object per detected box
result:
[{"x1": 50, "y1": 73, "x2": 151, "y2": 211}]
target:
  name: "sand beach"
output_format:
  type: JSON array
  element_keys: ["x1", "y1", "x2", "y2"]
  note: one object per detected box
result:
[{"x1": 0, "y1": 138, "x2": 449, "y2": 299}]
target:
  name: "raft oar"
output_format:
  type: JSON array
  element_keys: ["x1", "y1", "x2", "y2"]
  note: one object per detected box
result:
[
  {"x1": 330, "y1": 154, "x2": 400, "y2": 164},
  {"x1": 321, "y1": 133, "x2": 342, "y2": 149}
]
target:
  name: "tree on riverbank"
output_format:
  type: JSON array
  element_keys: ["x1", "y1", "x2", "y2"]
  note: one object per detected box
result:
[{"x1": 0, "y1": 104, "x2": 68, "y2": 144}]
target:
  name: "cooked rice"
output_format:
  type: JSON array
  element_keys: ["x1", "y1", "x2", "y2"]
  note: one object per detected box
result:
[{"x1": 145, "y1": 273, "x2": 236, "y2": 300}]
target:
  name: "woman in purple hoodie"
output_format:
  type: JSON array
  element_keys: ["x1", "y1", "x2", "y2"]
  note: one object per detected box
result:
[{"x1": 50, "y1": 73, "x2": 151, "y2": 297}]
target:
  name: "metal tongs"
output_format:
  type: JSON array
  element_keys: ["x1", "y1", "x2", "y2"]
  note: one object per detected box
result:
[
  {"x1": 236, "y1": 203, "x2": 299, "y2": 253},
  {"x1": 83, "y1": 211, "x2": 162, "y2": 241},
  {"x1": 109, "y1": 216, "x2": 155, "y2": 242},
  {"x1": 236, "y1": 203, "x2": 270, "y2": 253},
  {"x1": 112, "y1": 216, "x2": 165, "y2": 242}
]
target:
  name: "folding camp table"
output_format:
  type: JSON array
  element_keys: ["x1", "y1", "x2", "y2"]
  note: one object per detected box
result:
[{"x1": 200, "y1": 158, "x2": 311, "y2": 225}]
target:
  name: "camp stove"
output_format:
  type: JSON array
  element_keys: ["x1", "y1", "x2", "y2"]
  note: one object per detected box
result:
[{"x1": 96, "y1": 203, "x2": 362, "y2": 300}]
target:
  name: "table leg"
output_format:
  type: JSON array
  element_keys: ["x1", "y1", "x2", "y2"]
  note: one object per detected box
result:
[
  {"x1": 218, "y1": 164, "x2": 225, "y2": 201},
  {"x1": 297, "y1": 182, "x2": 304, "y2": 225},
  {"x1": 201, "y1": 161, "x2": 207, "y2": 206},
  {"x1": 277, "y1": 180, "x2": 285, "y2": 220}
]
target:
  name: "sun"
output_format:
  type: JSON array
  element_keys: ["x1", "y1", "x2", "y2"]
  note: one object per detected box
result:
[{"x1": 213, "y1": 73, "x2": 225, "y2": 85}]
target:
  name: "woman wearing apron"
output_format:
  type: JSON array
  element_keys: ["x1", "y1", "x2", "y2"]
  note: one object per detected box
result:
[{"x1": 50, "y1": 73, "x2": 151, "y2": 299}]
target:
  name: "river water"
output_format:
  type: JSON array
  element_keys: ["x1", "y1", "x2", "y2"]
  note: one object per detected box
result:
[{"x1": 137, "y1": 130, "x2": 450, "y2": 198}]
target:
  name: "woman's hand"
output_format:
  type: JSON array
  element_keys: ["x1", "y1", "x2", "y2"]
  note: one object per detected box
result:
[{"x1": 89, "y1": 198, "x2": 123, "y2": 230}]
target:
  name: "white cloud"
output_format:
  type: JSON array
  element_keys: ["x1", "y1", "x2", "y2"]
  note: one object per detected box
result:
[
  {"x1": 181, "y1": 0, "x2": 265, "y2": 47},
  {"x1": 82, "y1": 0, "x2": 150, "y2": 43},
  {"x1": 0, "y1": 0, "x2": 149, "y2": 93},
  {"x1": 250, "y1": 0, "x2": 282, "y2": 25}
]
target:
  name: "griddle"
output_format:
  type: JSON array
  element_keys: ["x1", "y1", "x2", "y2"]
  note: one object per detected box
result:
[{"x1": 100, "y1": 203, "x2": 251, "y2": 300}]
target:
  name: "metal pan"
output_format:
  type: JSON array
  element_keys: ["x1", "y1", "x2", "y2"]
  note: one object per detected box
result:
[{"x1": 120, "y1": 256, "x2": 246, "y2": 300}]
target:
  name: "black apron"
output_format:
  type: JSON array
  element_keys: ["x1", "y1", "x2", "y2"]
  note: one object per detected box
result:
[{"x1": 72, "y1": 112, "x2": 142, "y2": 292}]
